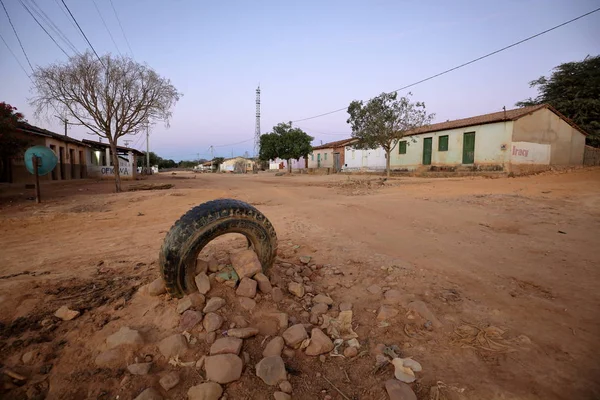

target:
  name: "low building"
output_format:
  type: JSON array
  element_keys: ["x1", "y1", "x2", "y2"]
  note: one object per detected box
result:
[
  {"x1": 219, "y1": 157, "x2": 256, "y2": 173},
  {"x1": 268, "y1": 157, "x2": 307, "y2": 171},
  {"x1": 307, "y1": 138, "x2": 354, "y2": 172},
  {"x1": 2, "y1": 123, "x2": 90, "y2": 183},
  {"x1": 389, "y1": 104, "x2": 587, "y2": 172},
  {"x1": 342, "y1": 144, "x2": 387, "y2": 172},
  {"x1": 82, "y1": 139, "x2": 143, "y2": 179}
]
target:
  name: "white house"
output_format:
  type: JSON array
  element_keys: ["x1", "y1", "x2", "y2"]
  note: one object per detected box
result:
[
  {"x1": 389, "y1": 104, "x2": 587, "y2": 173},
  {"x1": 342, "y1": 145, "x2": 387, "y2": 172},
  {"x1": 269, "y1": 157, "x2": 307, "y2": 171},
  {"x1": 82, "y1": 139, "x2": 142, "y2": 179}
]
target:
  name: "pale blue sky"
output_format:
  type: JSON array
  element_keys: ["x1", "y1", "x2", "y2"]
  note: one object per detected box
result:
[{"x1": 1, "y1": 0, "x2": 599, "y2": 161}]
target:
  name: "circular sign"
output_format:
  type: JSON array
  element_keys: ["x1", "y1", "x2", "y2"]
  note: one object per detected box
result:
[{"x1": 24, "y1": 146, "x2": 58, "y2": 176}]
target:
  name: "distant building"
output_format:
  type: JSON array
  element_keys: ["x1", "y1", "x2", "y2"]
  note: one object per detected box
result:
[
  {"x1": 307, "y1": 138, "x2": 354, "y2": 172},
  {"x1": 82, "y1": 139, "x2": 143, "y2": 179},
  {"x1": 219, "y1": 157, "x2": 256, "y2": 173},
  {"x1": 268, "y1": 157, "x2": 307, "y2": 171}
]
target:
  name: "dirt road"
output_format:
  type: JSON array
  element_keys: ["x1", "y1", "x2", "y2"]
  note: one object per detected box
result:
[{"x1": 1, "y1": 169, "x2": 599, "y2": 399}]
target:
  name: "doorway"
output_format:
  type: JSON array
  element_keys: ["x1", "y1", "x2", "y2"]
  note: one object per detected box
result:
[
  {"x1": 50, "y1": 145, "x2": 58, "y2": 180},
  {"x1": 333, "y1": 152, "x2": 341, "y2": 172},
  {"x1": 317, "y1": 153, "x2": 321, "y2": 168},
  {"x1": 463, "y1": 132, "x2": 475, "y2": 164},
  {"x1": 69, "y1": 149, "x2": 76, "y2": 179},
  {"x1": 422, "y1": 137, "x2": 432, "y2": 165},
  {"x1": 59, "y1": 147, "x2": 65, "y2": 180}
]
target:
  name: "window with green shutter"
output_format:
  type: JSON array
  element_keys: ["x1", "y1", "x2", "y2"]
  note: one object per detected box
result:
[
  {"x1": 438, "y1": 135, "x2": 449, "y2": 151},
  {"x1": 324, "y1": 153, "x2": 328, "y2": 160},
  {"x1": 399, "y1": 140, "x2": 407, "y2": 154}
]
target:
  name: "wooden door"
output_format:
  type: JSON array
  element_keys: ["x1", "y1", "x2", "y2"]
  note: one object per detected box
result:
[
  {"x1": 422, "y1": 137, "x2": 432, "y2": 165},
  {"x1": 463, "y1": 132, "x2": 475, "y2": 164}
]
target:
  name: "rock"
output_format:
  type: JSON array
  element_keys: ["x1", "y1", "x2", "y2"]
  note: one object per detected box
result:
[
  {"x1": 227, "y1": 327, "x2": 259, "y2": 339},
  {"x1": 279, "y1": 380, "x2": 292, "y2": 394},
  {"x1": 106, "y1": 326, "x2": 144, "y2": 349},
  {"x1": 147, "y1": 278, "x2": 166, "y2": 296},
  {"x1": 195, "y1": 273, "x2": 211, "y2": 295},
  {"x1": 207, "y1": 255, "x2": 219, "y2": 273},
  {"x1": 232, "y1": 315, "x2": 249, "y2": 328},
  {"x1": 311, "y1": 303, "x2": 328, "y2": 316},
  {"x1": 391, "y1": 358, "x2": 417, "y2": 383},
  {"x1": 282, "y1": 324, "x2": 308, "y2": 347},
  {"x1": 305, "y1": 328, "x2": 334, "y2": 356},
  {"x1": 383, "y1": 289, "x2": 403, "y2": 304},
  {"x1": 268, "y1": 312, "x2": 289, "y2": 330},
  {"x1": 196, "y1": 355, "x2": 206, "y2": 369},
  {"x1": 230, "y1": 249, "x2": 262, "y2": 279},
  {"x1": 158, "y1": 334, "x2": 188, "y2": 358},
  {"x1": 188, "y1": 293, "x2": 206, "y2": 309},
  {"x1": 94, "y1": 348, "x2": 121, "y2": 367},
  {"x1": 203, "y1": 297, "x2": 226, "y2": 313},
  {"x1": 54, "y1": 305, "x2": 80, "y2": 321},
  {"x1": 206, "y1": 331, "x2": 216, "y2": 344},
  {"x1": 339, "y1": 302, "x2": 353, "y2": 311},
  {"x1": 309, "y1": 314, "x2": 319, "y2": 325},
  {"x1": 196, "y1": 258, "x2": 209, "y2": 275},
  {"x1": 256, "y1": 356, "x2": 287, "y2": 386},
  {"x1": 263, "y1": 336, "x2": 285, "y2": 357},
  {"x1": 211, "y1": 337, "x2": 243, "y2": 355},
  {"x1": 134, "y1": 388, "x2": 163, "y2": 400},
  {"x1": 127, "y1": 362, "x2": 152, "y2": 375},
  {"x1": 385, "y1": 379, "x2": 417, "y2": 400},
  {"x1": 299, "y1": 255, "x2": 311, "y2": 264},
  {"x1": 372, "y1": 343, "x2": 386, "y2": 356},
  {"x1": 274, "y1": 392, "x2": 291, "y2": 400},
  {"x1": 343, "y1": 346, "x2": 358, "y2": 358},
  {"x1": 272, "y1": 287, "x2": 284, "y2": 302},
  {"x1": 236, "y1": 277, "x2": 258, "y2": 298},
  {"x1": 254, "y1": 273, "x2": 272, "y2": 293},
  {"x1": 313, "y1": 294, "x2": 333, "y2": 305},
  {"x1": 319, "y1": 354, "x2": 326, "y2": 363},
  {"x1": 367, "y1": 284, "x2": 382, "y2": 295},
  {"x1": 288, "y1": 282, "x2": 305, "y2": 298},
  {"x1": 177, "y1": 297, "x2": 193, "y2": 314},
  {"x1": 21, "y1": 350, "x2": 36, "y2": 365},
  {"x1": 203, "y1": 313, "x2": 223, "y2": 332},
  {"x1": 187, "y1": 382, "x2": 223, "y2": 400},
  {"x1": 377, "y1": 305, "x2": 399, "y2": 321},
  {"x1": 407, "y1": 301, "x2": 442, "y2": 328},
  {"x1": 180, "y1": 310, "x2": 203, "y2": 330},
  {"x1": 205, "y1": 354, "x2": 243, "y2": 384},
  {"x1": 158, "y1": 371, "x2": 180, "y2": 391},
  {"x1": 238, "y1": 297, "x2": 257, "y2": 311}
]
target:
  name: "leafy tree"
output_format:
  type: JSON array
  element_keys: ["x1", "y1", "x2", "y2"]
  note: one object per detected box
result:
[
  {"x1": 178, "y1": 160, "x2": 197, "y2": 168},
  {"x1": 259, "y1": 122, "x2": 313, "y2": 172},
  {"x1": 347, "y1": 92, "x2": 434, "y2": 177},
  {"x1": 516, "y1": 55, "x2": 600, "y2": 147},
  {"x1": 212, "y1": 157, "x2": 224, "y2": 172},
  {"x1": 31, "y1": 51, "x2": 182, "y2": 192},
  {"x1": 158, "y1": 159, "x2": 176, "y2": 169},
  {"x1": 0, "y1": 102, "x2": 29, "y2": 159}
]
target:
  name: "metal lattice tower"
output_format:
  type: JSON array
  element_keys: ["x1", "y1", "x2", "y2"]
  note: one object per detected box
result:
[{"x1": 254, "y1": 86, "x2": 261, "y2": 157}]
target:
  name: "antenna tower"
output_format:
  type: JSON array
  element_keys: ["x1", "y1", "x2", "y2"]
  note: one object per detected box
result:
[{"x1": 254, "y1": 86, "x2": 261, "y2": 157}]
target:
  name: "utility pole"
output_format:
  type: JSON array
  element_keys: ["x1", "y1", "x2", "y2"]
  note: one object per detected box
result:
[
  {"x1": 146, "y1": 124, "x2": 150, "y2": 172},
  {"x1": 254, "y1": 86, "x2": 261, "y2": 158},
  {"x1": 54, "y1": 115, "x2": 69, "y2": 136}
]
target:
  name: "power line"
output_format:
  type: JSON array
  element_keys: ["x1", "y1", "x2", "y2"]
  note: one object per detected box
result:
[
  {"x1": 91, "y1": 0, "x2": 121, "y2": 55},
  {"x1": 0, "y1": 32, "x2": 31, "y2": 77},
  {"x1": 1, "y1": 0, "x2": 34, "y2": 72},
  {"x1": 108, "y1": 0, "x2": 133, "y2": 57},
  {"x1": 60, "y1": 0, "x2": 104, "y2": 66},
  {"x1": 291, "y1": 7, "x2": 600, "y2": 123},
  {"x1": 214, "y1": 137, "x2": 254, "y2": 148},
  {"x1": 53, "y1": 0, "x2": 82, "y2": 40},
  {"x1": 26, "y1": 0, "x2": 80, "y2": 55},
  {"x1": 19, "y1": 0, "x2": 71, "y2": 58}
]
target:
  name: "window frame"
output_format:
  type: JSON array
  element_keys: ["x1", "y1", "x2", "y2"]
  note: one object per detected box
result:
[
  {"x1": 398, "y1": 140, "x2": 407, "y2": 154},
  {"x1": 438, "y1": 135, "x2": 449, "y2": 152}
]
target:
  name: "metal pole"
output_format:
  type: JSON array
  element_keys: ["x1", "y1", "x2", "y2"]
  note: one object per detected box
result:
[
  {"x1": 64, "y1": 118, "x2": 68, "y2": 136},
  {"x1": 33, "y1": 156, "x2": 41, "y2": 203}
]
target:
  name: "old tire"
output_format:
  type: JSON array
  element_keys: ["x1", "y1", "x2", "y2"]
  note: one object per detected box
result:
[{"x1": 159, "y1": 199, "x2": 278, "y2": 298}]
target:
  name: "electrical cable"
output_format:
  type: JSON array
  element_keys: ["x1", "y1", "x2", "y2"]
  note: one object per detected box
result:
[
  {"x1": 108, "y1": 0, "x2": 133, "y2": 57},
  {"x1": 19, "y1": 0, "x2": 71, "y2": 58},
  {"x1": 290, "y1": 7, "x2": 600, "y2": 123},
  {"x1": 91, "y1": 0, "x2": 121, "y2": 55},
  {"x1": 26, "y1": 0, "x2": 80, "y2": 55},
  {"x1": 60, "y1": 0, "x2": 104, "y2": 66},
  {"x1": 0, "y1": 32, "x2": 31, "y2": 77},
  {"x1": 1, "y1": 0, "x2": 34, "y2": 71}
]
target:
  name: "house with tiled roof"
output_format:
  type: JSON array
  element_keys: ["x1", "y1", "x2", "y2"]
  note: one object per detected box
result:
[
  {"x1": 388, "y1": 104, "x2": 587, "y2": 173},
  {"x1": 307, "y1": 138, "x2": 355, "y2": 172}
]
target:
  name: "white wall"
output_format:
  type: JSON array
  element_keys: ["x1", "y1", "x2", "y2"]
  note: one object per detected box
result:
[
  {"x1": 390, "y1": 121, "x2": 514, "y2": 170},
  {"x1": 509, "y1": 142, "x2": 551, "y2": 164},
  {"x1": 343, "y1": 147, "x2": 386, "y2": 171}
]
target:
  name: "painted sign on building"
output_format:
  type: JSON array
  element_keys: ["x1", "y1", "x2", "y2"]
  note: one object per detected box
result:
[
  {"x1": 87, "y1": 165, "x2": 135, "y2": 178},
  {"x1": 510, "y1": 141, "x2": 551, "y2": 164}
]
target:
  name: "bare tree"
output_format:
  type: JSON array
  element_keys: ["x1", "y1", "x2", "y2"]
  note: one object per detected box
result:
[{"x1": 31, "y1": 51, "x2": 181, "y2": 192}]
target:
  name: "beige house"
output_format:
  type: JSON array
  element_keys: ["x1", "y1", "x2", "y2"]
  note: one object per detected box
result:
[
  {"x1": 2, "y1": 123, "x2": 90, "y2": 183},
  {"x1": 389, "y1": 104, "x2": 587, "y2": 173},
  {"x1": 219, "y1": 157, "x2": 256, "y2": 173}
]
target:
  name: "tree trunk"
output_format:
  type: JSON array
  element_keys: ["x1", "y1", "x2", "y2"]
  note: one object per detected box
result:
[
  {"x1": 288, "y1": 159, "x2": 292, "y2": 173},
  {"x1": 386, "y1": 148, "x2": 391, "y2": 177},
  {"x1": 109, "y1": 141, "x2": 122, "y2": 193}
]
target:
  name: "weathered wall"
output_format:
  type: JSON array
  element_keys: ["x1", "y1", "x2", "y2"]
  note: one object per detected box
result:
[
  {"x1": 269, "y1": 157, "x2": 306, "y2": 170},
  {"x1": 87, "y1": 165, "x2": 135, "y2": 179},
  {"x1": 584, "y1": 146, "x2": 600, "y2": 166},
  {"x1": 389, "y1": 121, "x2": 513, "y2": 170},
  {"x1": 512, "y1": 108, "x2": 585, "y2": 165},
  {"x1": 509, "y1": 142, "x2": 551, "y2": 164},
  {"x1": 308, "y1": 149, "x2": 333, "y2": 168},
  {"x1": 343, "y1": 147, "x2": 386, "y2": 171}
]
